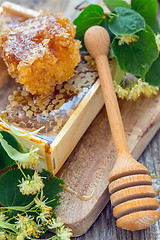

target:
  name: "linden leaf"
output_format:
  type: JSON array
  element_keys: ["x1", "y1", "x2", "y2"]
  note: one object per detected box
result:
[
  {"x1": 108, "y1": 7, "x2": 145, "y2": 36},
  {"x1": 111, "y1": 25, "x2": 158, "y2": 77},
  {"x1": 103, "y1": 0, "x2": 131, "y2": 12},
  {"x1": 131, "y1": 0, "x2": 159, "y2": 32},
  {"x1": 0, "y1": 169, "x2": 64, "y2": 211},
  {"x1": 0, "y1": 131, "x2": 20, "y2": 170},
  {"x1": 0, "y1": 169, "x2": 36, "y2": 207},
  {"x1": 0, "y1": 133, "x2": 38, "y2": 162},
  {"x1": 73, "y1": 4, "x2": 108, "y2": 50},
  {"x1": 145, "y1": 54, "x2": 160, "y2": 86},
  {"x1": 41, "y1": 169, "x2": 64, "y2": 209}
]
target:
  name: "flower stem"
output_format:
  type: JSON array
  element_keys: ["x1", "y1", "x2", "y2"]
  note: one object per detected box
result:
[
  {"x1": 1, "y1": 200, "x2": 35, "y2": 212},
  {"x1": 16, "y1": 162, "x2": 27, "y2": 179}
]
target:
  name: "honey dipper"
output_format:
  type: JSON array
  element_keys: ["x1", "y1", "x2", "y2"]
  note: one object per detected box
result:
[{"x1": 84, "y1": 26, "x2": 160, "y2": 231}]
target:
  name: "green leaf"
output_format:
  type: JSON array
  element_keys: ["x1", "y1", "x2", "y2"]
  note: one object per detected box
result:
[
  {"x1": 0, "y1": 131, "x2": 20, "y2": 170},
  {"x1": 131, "y1": 0, "x2": 159, "y2": 32},
  {"x1": 108, "y1": 7, "x2": 145, "y2": 36},
  {"x1": 0, "y1": 169, "x2": 64, "y2": 211},
  {"x1": 73, "y1": 4, "x2": 108, "y2": 50},
  {"x1": 0, "y1": 118, "x2": 44, "y2": 137},
  {"x1": 40, "y1": 168, "x2": 52, "y2": 179},
  {"x1": 145, "y1": 54, "x2": 160, "y2": 86},
  {"x1": 103, "y1": 0, "x2": 131, "y2": 11},
  {"x1": 111, "y1": 25, "x2": 158, "y2": 77},
  {"x1": 0, "y1": 133, "x2": 38, "y2": 163},
  {"x1": 0, "y1": 169, "x2": 36, "y2": 207},
  {"x1": 41, "y1": 169, "x2": 64, "y2": 209}
]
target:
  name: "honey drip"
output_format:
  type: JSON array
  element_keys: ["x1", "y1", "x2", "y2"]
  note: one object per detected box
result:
[
  {"x1": 63, "y1": 184, "x2": 94, "y2": 201},
  {"x1": 58, "y1": 168, "x2": 94, "y2": 201}
]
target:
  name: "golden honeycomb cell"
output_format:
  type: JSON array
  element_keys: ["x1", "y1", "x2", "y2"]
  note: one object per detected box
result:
[
  {"x1": 0, "y1": 12, "x2": 81, "y2": 97},
  {"x1": 0, "y1": 55, "x2": 99, "y2": 140},
  {"x1": 0, "y1": 7, "x2": 26, "y2": 33}
]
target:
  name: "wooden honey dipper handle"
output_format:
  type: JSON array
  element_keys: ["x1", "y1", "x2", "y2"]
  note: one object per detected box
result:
[
  {"x1": 84, "y1": 25, "x2": 129, "y2": 157},
  {"x1": 84, "y1": 26, "x2": 160, "y2": 231},
  {"x1": 84, "y1": 26, "x2": 147, "y2": 181}
]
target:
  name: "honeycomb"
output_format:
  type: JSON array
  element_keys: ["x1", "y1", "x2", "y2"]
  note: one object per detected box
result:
[
  {"x1": 0, "y1": 55, "x2": 98, "y2": 142},
  {"x1": 0, "y1": 7, "x2": 26, "y2": 33},
  {"x1": 0, "y1": 6, "x2": 27, "y2": 59},
  {"x1": 0, "y1": 12, "x2": 81, "y2": 97}
]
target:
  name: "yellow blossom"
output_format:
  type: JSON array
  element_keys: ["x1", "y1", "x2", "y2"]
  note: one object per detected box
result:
[
  {"x1": 117, "y1": 34, "x2": 139, "y2": 46},
  {"x1": 16, "y1": 234, "x2": 24, "y2": 240},
  {"x1": 0, "y1": 213, "x2": 6, "y2": 222},
  {"x1": 18, "y1": 171, "x2": 44, "y2": 195},
  {"x1": 35, "y1": 196, "x2": 53, "y2": 223},
  {"x1": 18, "y1": 147, "x2": 41, "y2": 169},
  {"x1": 48, "y1": 217, "x2": 63, "y2": 229},
  {"x1": 57, "y1": 226, "x2": 73, "y2": 240},
  {"x1": 15, "y1": 214, "x2": 39, "y2": 240},
  {"x1": 0, "y1": 231, "x2": 5, "y2": 240},
  {"x1": 114, "y1": 82, "x2": 128, "y2": 99},
  {"x1": 114, "y1": 79, "x2": 159, "y2": 101}
]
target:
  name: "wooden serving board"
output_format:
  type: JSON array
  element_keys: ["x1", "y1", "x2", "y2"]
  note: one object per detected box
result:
[{"x1": 56, "y1": 95, "x2": 160, "y2": 237}]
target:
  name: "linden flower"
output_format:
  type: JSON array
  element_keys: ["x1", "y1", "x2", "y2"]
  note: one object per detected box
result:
[
  {"x1": 18, "y1": 171, "x2": 44, "y2": 195},
  {"x1": 16, "y1": 233, "x2": 25, "y2": 240},
  {"x1": 35, "y1": 196, "x2": 53, "y2": 223},
  {"x1": 15, "y1": 214, "x2": 39, "y2": 240},
  {"x1": 48, "y1": 217, "x2": 63, "y2": 229},
  {"x1": 0, "y1": 230, "x2": 5, "y2": 240},
  {"x1": 18, "y1": 147, "x2": 41, "y2": 169},
  {"x1": 56, "y1": 226, "x2": 73, "y2": 240},
  {"x1": 0, "y1": 213, "x2": 6, "y2": 222},
  {"x1": 37, "y1": 211, "x2": 52, "y2": 224},
  {"x1": 114, "y1": 79, "x2": 159, "y2": 101},
  {"x1": 114, "y1": 81, "x2": 128, "y2": 99},
  {"x1": 127, "y1": 80, "x2": 144, "y2": 100},
  {"x1": 143, "y1": 84, "x2": 159, "y2": 98},
  {"x1": 117, "y1": 34, "x2": 139, "y2": 46}
]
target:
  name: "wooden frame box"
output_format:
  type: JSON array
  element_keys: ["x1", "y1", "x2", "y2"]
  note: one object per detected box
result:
[{"x1": 0, "y1": 1, "x2": 104, "y2": 175}]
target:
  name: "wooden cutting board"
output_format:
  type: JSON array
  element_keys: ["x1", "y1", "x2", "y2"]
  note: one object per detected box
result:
[{"x1": 55, "y1": 94, "x2": 160, "y2": 237}]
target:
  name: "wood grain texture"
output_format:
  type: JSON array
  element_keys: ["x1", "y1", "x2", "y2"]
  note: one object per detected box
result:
[
  {"x1": 55, "y1": 95, "x2": 160, "y2": 236},
  {"x1": 83, "y1": 25, "x2": 160, "y2": 232},
  {"x1": 40, "y1": 130, "x2": 160, "y2": 240},
  {"x1": 0, "y1": 0, "x2": 160, "y2": 239},
  {"x1": 72, "y1": 130, "x2": 160, "y2": 240}
]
